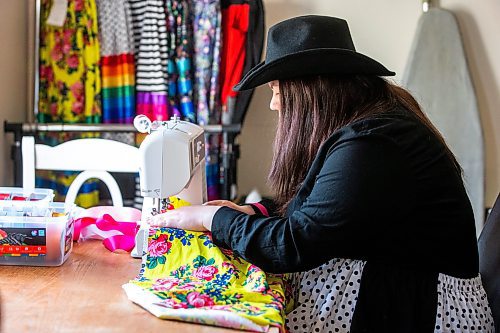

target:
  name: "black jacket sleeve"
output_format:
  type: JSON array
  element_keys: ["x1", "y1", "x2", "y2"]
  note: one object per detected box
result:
[{"x1": 211, "y1": 136, "x2": 415, "y2": 273}]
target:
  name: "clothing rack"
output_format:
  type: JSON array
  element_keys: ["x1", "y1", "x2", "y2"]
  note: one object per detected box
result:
[
  {"x1": 4, "y1": 121, "x2": 241, "y2": 200},
  {"x1": 8, "y1": 0, "x2": 263, "y2": 202}
]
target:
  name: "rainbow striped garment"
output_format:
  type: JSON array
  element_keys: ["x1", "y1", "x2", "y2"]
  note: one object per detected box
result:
[{"x1": 100, "y1": 54, "x2": 135, "y2": 124}]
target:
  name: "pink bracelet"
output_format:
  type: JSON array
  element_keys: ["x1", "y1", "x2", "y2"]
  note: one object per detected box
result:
[{"x1": 251, "y1": 202, "x2": 269, "y2": 217}]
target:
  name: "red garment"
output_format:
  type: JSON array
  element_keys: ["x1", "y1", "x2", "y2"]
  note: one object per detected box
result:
[{"x1": 220, "y1": 4, "x2": 249, "y2": 106}]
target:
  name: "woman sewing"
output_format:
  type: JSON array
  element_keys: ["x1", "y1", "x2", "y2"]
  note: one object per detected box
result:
[{"x1": 149, "y1": 15, "x2": 494, "y2": 333}]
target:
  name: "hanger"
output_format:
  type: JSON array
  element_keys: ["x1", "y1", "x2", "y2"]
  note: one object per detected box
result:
[
  {"x1": 422, "y1": 0, "x2": 439, "y2": 12},
  {"x1": 422, "y1": 0, "x2": 430, "y2": 12}
]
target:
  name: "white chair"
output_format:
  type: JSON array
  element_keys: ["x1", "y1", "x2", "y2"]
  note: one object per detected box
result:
[{"x1": 21, "y1": 136, "x2": 140, "y2": 207}]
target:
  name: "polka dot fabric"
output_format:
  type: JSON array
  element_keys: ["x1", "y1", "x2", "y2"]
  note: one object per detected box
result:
[
  {"x1": 434, "y1": 273, "x2": 494, "y2": 333},
  {"x1": 285, "y1": 259, "x2": 494, "y2": 333},
  {"x1": 285, "y1": 258, "x2": 366, "y2": 333}
]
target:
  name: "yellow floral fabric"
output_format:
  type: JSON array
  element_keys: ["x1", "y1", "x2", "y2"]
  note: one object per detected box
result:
[
  {"x1": 124, "y1": 198, "x2": 290, "y2": 331},
  {"x1": 127, "y1": 228, "x2": 287, "y2": 331},
  {"x1": 38, "y1": 0, "x2": 102, "y2": 207},
  {"x1": 39, "y1": 0, "x2": 101, "y2": 123}
]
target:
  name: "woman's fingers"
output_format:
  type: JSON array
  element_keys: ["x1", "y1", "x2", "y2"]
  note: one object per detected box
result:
[
  {"x1": 144, "y1": 205, "x2": 220, "y2": 232},
  {"x1": 147, "y1": 211, "x2": 178, "y2": 227},
  {"x1": 203, "y1": 200, "x2": 255, "y2": 215},
  {"x1": 204, "y1": 200, "x2": 231, "y2": 206},
  {"x1": 148, "y1": 215, "x2": 165, "y2": 227},
  {"x1": 205, "y1": 200, "x2": 239, "y2": 210}
]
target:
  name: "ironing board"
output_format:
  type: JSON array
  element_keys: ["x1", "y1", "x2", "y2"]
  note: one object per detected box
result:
[{"x1": 402, "y1": 8, "x2": 484, "y2": 235}]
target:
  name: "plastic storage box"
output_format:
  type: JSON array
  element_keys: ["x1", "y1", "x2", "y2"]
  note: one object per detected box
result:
[
  {"x1": 0, "y1": 187, "x2": 54, "y2": 204},
  {"x1": 0, "y1": 188, "x2": 74, "y2": 266}
]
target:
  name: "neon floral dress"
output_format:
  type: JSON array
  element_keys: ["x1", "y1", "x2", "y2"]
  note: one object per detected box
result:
[
  {"x1": 38, "y1": 0, "x2": 102, "y2": 207},
  {"x1": 39, "y1": 0, "x2": 101, "y2": 124}
]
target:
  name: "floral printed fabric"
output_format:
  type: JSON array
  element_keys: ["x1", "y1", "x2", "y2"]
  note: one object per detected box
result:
[
  {"x1": 38, "y1": 0, "x2": 101, "y2": 208},
  {"x1": 39, "y1": 0, "x2": 101, "y2": 123},
  {"x1": 192, "y1": 0, "x2": 222, "y2": 200},
  {"x1": 192, "y1": 0, "x2": 222, "y2": 126},
  {"x1": 124, "y1": 227, "x2": 288, "y2": 332}
]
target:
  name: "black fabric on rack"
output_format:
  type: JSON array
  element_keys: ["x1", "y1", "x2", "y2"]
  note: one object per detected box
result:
[
  {"x1": 231, "y1": 0, "x2": 264, "y2": 125},
  {"x1": 221, "y1": 0, "x2": 249, "y2": 9}
]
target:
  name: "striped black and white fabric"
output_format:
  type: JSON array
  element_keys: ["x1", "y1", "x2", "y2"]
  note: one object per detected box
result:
[{"x1": 129, "y1": 0, "x2": 168, "y2": 93}]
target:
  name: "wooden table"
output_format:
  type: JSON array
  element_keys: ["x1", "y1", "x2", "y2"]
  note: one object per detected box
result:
[{"x1": 0, "y1": 240, "x2": 258, "y2": 333}]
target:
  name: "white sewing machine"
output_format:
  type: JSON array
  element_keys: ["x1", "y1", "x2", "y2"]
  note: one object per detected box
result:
[{"x1": 131, "y1": 115, "x2": 207, "y2": 258}]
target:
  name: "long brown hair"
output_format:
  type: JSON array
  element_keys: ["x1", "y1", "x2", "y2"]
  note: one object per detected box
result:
[{"x1": 268, "y1": 75, "x2": 460, "y2": 215}]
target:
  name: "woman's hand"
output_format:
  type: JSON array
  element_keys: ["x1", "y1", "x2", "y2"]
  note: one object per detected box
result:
[
  {"x1": 147, "y1": 205, "x2": 222, "y2": 231},
  {"x1": 203, "y1": 200, "x2": 255, "y2": 215}
]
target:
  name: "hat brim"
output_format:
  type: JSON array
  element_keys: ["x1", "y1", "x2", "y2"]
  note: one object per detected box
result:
[{"x1": 233, "y1": 48, "x2": 395, "y2": 91}]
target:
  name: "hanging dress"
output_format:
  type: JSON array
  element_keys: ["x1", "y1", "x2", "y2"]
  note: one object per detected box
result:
[
  {"x1": 192, "y1": 0, "x2": 222, "y2": 126},
  {"x1": 129, "y1": 0, "x2": 169, "y2": 121},
  {"x1": 96, "y1": 0, "x2": 136, "y2": 125},
  {"x1": 232, "y1": 0, "x2": 264, "y2": 125},
  {"x1": 219, "y1": 0, "x2": 249, "y2": 125},
  {"x1": 38, "y1": 0, "x2": 102, "y2": 207},
  {"x1": 165, "y1": 0, "x2": 195, "y2": 122},
  {"x1": 192, "y1": 0, "x2": 223, "y2": 200}
]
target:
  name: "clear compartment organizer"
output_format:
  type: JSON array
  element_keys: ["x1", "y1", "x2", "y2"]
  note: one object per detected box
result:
[
  {"x1": 0, "y1": 187, "x2": 75, "y2": 266},
  {"x1": 0, "y1": 187, "x2": 54, "y2": 204}
]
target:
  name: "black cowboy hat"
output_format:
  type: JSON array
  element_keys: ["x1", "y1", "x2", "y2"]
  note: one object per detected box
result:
[{"x1": 234, "y1": 15, "x2": 395, "y2": 91}]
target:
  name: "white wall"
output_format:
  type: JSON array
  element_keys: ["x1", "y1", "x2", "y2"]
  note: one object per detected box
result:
[
  {"x1": 238, "y1": 0, "x2": 500, "y2": 208},
  {"x1": 0, "y1": 1, "x2": 28, "y2": 186}
]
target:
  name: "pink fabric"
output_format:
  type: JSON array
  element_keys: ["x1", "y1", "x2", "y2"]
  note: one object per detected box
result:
[
  {"x1": 74, "y1": 206, "x2": 141, "y2": 252},
  {"x1": 252, "y1": 203, "x2": 269, "y2": 217}
]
